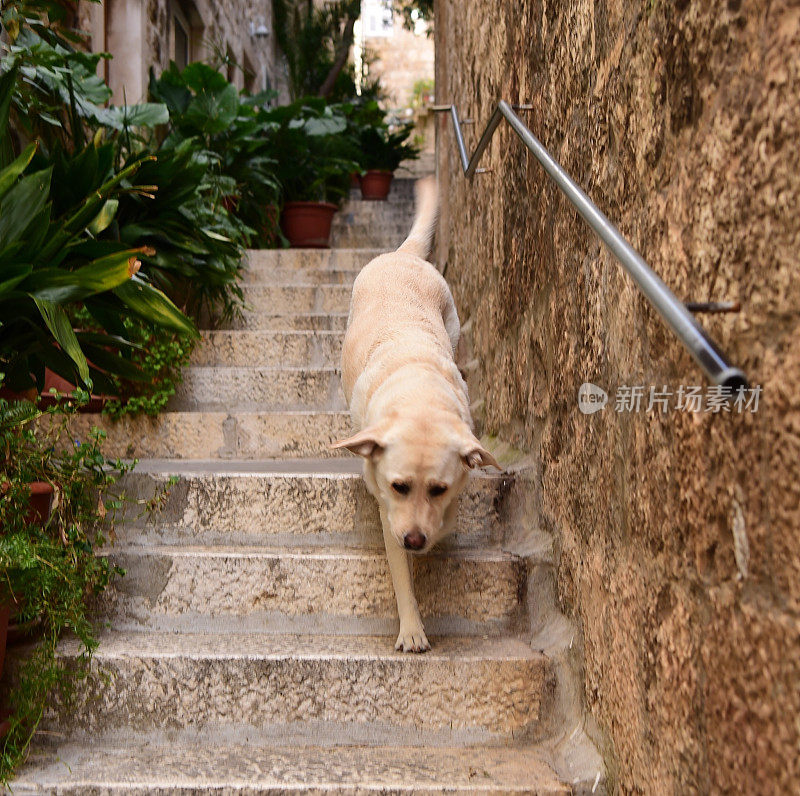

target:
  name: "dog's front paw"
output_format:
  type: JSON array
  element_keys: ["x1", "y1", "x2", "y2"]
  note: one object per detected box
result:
[{"x1": 395, "y1": 623, "x2": 431, "y2": 653}]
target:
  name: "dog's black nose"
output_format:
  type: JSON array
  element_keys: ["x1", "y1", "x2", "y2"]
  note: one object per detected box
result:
[{"x1": 403, "y1": 530, "x2": 426, "y2": 550}]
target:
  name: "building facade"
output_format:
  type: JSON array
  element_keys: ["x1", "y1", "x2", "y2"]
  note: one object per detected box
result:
[
  {"x1": 359, "y1": 0, "x2": 433, "y2": 112},
  {"x1": 78, "y1": 0, "x2": 284, "y2": 103}
]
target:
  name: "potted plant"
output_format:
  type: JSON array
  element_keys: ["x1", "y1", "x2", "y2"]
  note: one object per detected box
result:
[
  {"x1": 358, "y1": 122, "x2": 420, "y2": 200},
  {"x1": 0, "y1": 386, "x2": 139, "y2": 778},
  {"x1": 261, "y1": 99, "x2": 359, "y2": 247}
]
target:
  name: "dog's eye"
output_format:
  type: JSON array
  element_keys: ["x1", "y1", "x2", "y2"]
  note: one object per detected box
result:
[
  {"x1": 391, "y1": 481, "x2": 411, "y2": 495},
  {"x1": 428, "y1": 484, "x2": 448, "y2": 497}
]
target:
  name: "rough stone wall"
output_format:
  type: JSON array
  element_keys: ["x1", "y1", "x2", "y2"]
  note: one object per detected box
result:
[
  {"x1": 365, "y1": 23, "x2": 434, "y2": 109},
  {"x1": 79, "y1": 0, "x2": 282, "y2": 102},
  {"x1": 435, "y1": 1, "x2": 800, "y2": 792},
  {"x1": 142, "y1": 0, "x2": 281, "y2": 91}
]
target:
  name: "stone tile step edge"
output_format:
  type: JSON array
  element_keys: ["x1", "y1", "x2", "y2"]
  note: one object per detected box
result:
[
  {"x1": 220, "y1": 312, "x2": 349, "y2": 331},
  {"x1": 39, "y1": 411, "x2": 353, "y2": 461},
  {"x1": 37, "y1": 632, "x2": 553, "y2": 738},
  {"x1": 113, "y1": 460, "x2": 514, "y2": 547},
  {"x1": 11, "y1": 742, "x2": 570, "y2": 795},
  {"x1": 191, "y1": 331, "x2": 343, "y2": 368},
  {"x1": 99, "y1": 544, "x2": 526, "y2": 631},
  {"x1": 167, "y1": 367, "x2": 345, "y2": 413},
  {"x1": 241, "y1": 267, "x2": 361, "y2": 285},
  {"x1": 244, "y1": 247, "x2": 386, "y2": 269}
]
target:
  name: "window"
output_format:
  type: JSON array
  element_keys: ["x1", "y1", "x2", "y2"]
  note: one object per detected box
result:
[
  {"x1": 170, "y1": 0, "x2": 202, "y2": 68},
  {"x1": 243, "y1": 52, "x2": 256, "y2": 94},
  {"x1": 362, "y1": 0, "x2": 392, "y2": 38},
  {"x1": 174, "y1": 15, "x2": 189, "y2": 69}
]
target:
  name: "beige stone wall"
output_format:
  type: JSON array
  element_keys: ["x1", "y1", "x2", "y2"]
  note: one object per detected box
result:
[
  {"x1": 79, "y1": 0, "x2": 284, "y2": 103},
  {"x1": 365, "y1": 22, "x2": 434, "y2": 110},
  {"x1": 436, "y1": 1, "x2": 800, "y2": 792}
]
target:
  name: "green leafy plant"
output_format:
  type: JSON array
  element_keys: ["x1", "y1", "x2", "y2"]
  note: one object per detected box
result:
[
  {"x1": 149, "y1": 62, "x2": 281, "y2": 249},
  {"x1": 109, "y1": 141, "x2": 247, "y2": 325},
  {"x1": 0, "y1": 139, "x2": 197, "y2": 393},
  {"x1": 357, "y1": 121, "x2": 419, "y2": 172},
  {"x1": 1, "y1": 1, "x2": 168, "y2": 157},
  {"x1": 410, "y1": 77, "x2": 434, "y2": 110},
  {"x1": 102, "y1": 322, "x2": 195, "y2": 418},
  {"x1": 0, "y1": 387, "x2": 131, "y2": 783},
  {"x1": 261, "y1": 97, "x2": 360, "y2": 204}
]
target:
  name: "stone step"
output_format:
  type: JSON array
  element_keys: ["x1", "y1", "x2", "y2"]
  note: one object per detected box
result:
[
  {"x1": 42, "y1": 632, "x2": 553, "y2": 741},
  {"x1": 337, "y1": 201, "x2": 415, "y2": 222},
  {"x1": 15, "y1": 741, "x2": 569, "y2": 794},
  {"x1": 57, "y1": 411, "x2": 352, "y2": 460},
  {"x1": 103, "y1": 545, "x2": 526, "y2": 636},
  {"x1": 244, "y1": 247, "x2": 383, "y2": 272},
  {"x1": 192, "y1": 331, "x2": 342, "y2": 368},
  {"x1": 330, "y1": 224, "x2": 409, "y2": 250},
  {"x1": 342, "y1": 190, "x2": 415, "y2": 208},
  {"x1": 242, "y1": 284, "x2": 352, "y2": 314},
  {"x1": 243, "y1": 266, "x2": 361, "y2": 285},
  {"x1": 221, "y1": 311, "x2": 349, "y2": 331},
  {"x1": 118, "y1": 460, "x2": 513, "y2": 549},
  {"x1": 168, "y1": 367, "x2": 345, "y2": 412}
]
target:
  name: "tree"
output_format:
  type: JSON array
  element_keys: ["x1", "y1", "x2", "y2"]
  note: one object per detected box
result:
[
  {"x1": 394, "y1": 0, "x2": 433, "y2": 32},
  {"x1": 273, "y1": 0, "x2": 362, "y2": 100}
]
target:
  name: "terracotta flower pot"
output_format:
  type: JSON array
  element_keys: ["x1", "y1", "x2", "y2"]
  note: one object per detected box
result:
[
  {"x1": 0, "y1": 385, "x2": 38, "y2": 402},
  {"x1": 26, "y1": 481, "x2": 53, "y2": 526},
  {"x1": 280, "y1": 201, "x2": 338, "y2": 249},
  {"x1": 40, "y1": 368, "x2": 113, "y2": 412},
  {"x1": 349, "y1": 171, "x2": 362, "y2": 190},
  {"x1": 360, "y1": 170, "x2": 394, "y2": 201},
  {"x1": 6, "y1": 592, "x2": 40, "y2": 646}
]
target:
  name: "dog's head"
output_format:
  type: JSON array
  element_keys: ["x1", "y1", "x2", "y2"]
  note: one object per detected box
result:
[{"x1": 332, "y1": 413, "x2": 499, "y2": 553}]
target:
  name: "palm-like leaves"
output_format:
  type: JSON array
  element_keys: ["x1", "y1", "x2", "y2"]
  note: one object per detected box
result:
[{"x1": 0, "y1": 66, "x2": 197, "y2": 391}]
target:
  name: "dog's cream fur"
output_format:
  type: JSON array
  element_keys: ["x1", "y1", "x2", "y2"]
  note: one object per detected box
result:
[{"x1": 333, "y1": 177, "x2": 498, "y2": 652}]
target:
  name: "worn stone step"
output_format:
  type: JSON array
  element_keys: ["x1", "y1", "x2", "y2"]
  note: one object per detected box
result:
[
  {"x1": 242, "y1": 284, "x2": 352, "y2": 314},
  {"x1": 244, "y1": 247, "x2": 383, "y2": 272},
  {"x1": 338, "y1": 194, "x2": 415, "y2": 215},
  {"x1": 243, "y1": 266, "x2": 361, "y2": 285},
  {"x1": 14, "y1": 741, "x2": 569, "y2": 794},
  {"x1": 103, "y1": 545, "x2": 526, "y2": 635},
  {"x1": 118, "y1": 459, "x2": 513, "y2": 549},
  {"x1": 168, "y1": 367, "x2": 345, "y2": 411},
  {"x1": 192, "y1": 331, "x2": 342, "y2": 367},
  {"x1": 331, "y1": 215, "x2": 413, "y2": 236},
  {"x1": 221, "y1": 311, "x2": 349, "y2": 331},
  {"x1": 55, "y1": 411, "x2": 352, "y2": 460},
  {"x1": 331, "y1": 225, "x2": 408, "y2": 250},
  {"x1": 42, "y1": 632, "x2": 553, "y2": 741}
]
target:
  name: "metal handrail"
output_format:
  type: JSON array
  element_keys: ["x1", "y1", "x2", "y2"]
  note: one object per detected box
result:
[{"x1": 432, "y1": 100, "x2": 748, "y2": 389}]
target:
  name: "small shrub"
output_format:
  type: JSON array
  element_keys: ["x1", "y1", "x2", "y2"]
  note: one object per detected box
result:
[{"x1": 0, "y1": 389, "x2": 134, "y2": 782}]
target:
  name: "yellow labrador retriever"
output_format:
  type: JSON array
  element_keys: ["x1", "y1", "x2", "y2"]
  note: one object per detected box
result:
[{"x1": 333, "y1": 177, "x2": 499, "y2": 652}]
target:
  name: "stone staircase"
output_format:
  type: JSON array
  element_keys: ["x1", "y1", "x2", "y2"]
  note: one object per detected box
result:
[{"x1": 11, "y1": 181, "x2": 604, "y2": 793}]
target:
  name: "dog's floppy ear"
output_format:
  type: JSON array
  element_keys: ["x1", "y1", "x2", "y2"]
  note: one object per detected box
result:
[
  {"x1": 460, "y1": 438, "x2": 501, "y2": 471},
  {"x1": 331, "y1": 426, "x2": 387, "y2": 459}
]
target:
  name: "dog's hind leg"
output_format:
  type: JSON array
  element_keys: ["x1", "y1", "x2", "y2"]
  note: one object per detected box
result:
[{"x1": 380, "y1": 506, "x2": 431, "y2": 653}]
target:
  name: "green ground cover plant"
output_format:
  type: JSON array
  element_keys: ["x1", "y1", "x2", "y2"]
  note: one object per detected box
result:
[{"x1": 0, "y1": 388, "x2": 131, "y2": 782}]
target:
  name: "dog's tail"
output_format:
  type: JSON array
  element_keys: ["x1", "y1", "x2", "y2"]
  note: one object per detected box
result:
[{"x1": 397, "y1": 176, "x2": 439, "y2": 259}]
